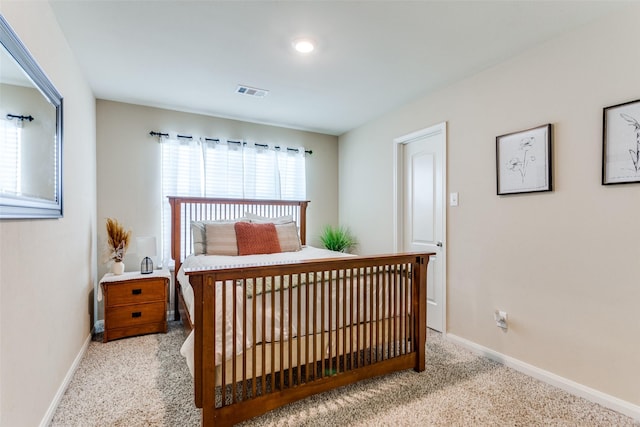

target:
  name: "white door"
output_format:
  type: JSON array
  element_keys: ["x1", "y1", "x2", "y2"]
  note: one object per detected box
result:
[{"x1": 395, "y1": 123, "x2": 446, "y2": 332}]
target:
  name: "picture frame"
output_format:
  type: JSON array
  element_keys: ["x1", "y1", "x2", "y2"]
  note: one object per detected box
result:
[
  {"x1": 496, "y1": 123, "x2": 552, "y2": 195},
  {"x1": 602, "y1": 99, "x2": 640, "y2": 185}
]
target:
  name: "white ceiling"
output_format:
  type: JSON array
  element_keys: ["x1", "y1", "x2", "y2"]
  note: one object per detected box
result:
[{"x1": 49, "y1": 1, "x2": 623, "y2": 136}]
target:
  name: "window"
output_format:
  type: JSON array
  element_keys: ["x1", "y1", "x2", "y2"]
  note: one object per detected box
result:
[
  {"x1": 160, "y1": 136, "x2": 306, "y2": 264},
  {"x1": 0, "y1": 119, "x2": 21, "y2": 196}
]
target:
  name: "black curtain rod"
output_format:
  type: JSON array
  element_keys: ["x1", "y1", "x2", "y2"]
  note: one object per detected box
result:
[
  {"x1": 149, "y1": 131, "x2": 169, "y2": 137},
  {"x1": 149, "y1": 131, "x2": 191, "y2": 140},
  {"x1": 6, "y1": 113, "x2": 34, "y2": 122},
  {"x1": 149, "y1": 130, "x2": 312, "y2": 155},
  {"x1": 254, "y1": 143, "x2": 305, "y2": 154}
]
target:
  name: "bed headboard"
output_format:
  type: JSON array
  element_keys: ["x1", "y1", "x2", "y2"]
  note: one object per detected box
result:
[{"x1": 167, "y1": 197, "x2": 309, "y2": 271}]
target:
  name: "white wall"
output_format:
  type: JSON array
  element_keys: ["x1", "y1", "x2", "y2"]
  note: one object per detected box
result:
[
  {"x1": 96, "y1": 100, "x2": 339, "y2": 319},
  {"x1": 339, "y1": 5, "x2": 640, "y2": 408},
  {"x1": 0, "y1": 2, "x2": 97, "y2": 426}
]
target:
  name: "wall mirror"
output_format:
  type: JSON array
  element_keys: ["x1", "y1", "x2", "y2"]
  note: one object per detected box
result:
[{"x1": 0, "y1": 15, "x2": 63, "y2": 219}]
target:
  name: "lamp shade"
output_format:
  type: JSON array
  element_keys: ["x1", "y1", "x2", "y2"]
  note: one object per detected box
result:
[{"x1": 136, "y1": 236, "x2": 157, "y2": 259}]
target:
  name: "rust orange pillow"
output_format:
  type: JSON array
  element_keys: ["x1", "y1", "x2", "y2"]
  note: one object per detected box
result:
[{"x1": 234, "y1": 222, "x2": 282, "y2": 255}]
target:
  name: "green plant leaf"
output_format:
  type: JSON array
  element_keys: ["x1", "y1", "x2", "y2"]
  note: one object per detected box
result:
[{"x1": 319, "y1": 225, "x2": 356, "y2": 253}]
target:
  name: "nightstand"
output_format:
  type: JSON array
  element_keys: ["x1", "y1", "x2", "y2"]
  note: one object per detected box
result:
[{"x1": 100, "y1": 270, "x2": 170, "y2": 343}]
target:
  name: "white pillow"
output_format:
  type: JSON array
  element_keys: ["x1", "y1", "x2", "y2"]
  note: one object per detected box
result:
[
  {"x1": 244, "y1": 212, "x2": 295, "y2": 225},
  {"x1": 191, "y1": 221, "x2": 215, "y2": 255}
]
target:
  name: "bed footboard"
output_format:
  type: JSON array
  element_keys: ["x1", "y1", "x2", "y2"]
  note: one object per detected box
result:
[{"x1": 186, "y1": 252, "x2": 430, "y2": 426}]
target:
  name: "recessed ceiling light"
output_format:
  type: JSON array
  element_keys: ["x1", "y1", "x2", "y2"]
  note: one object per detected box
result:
[{"x1": 293, "y1": 38, "x2": 315, "y2": 54}]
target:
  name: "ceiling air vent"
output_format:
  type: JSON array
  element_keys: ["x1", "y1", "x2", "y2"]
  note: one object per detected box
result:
[{"x1": 236, "y1": 85, "x2": 269, "y2": 98}]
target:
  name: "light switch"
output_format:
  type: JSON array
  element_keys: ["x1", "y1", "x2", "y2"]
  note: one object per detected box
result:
[{"x1": 449, "y1": 192, "x2": 459, "y2": 206}]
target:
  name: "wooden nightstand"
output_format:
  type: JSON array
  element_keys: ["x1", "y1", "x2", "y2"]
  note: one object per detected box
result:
[{"x1": 100, "y1": 270, "x2": 170, "y2": 343}]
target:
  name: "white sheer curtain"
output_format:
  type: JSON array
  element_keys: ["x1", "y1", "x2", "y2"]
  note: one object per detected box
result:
[
  {"x1": 240, "y1": 142, "x2": 279, "y2": 199},
  {"x1": 0, "y1": 119, "x2": 21, "y2": 196},
  {"x1": 277, "y1": 147, "x2": 306, "y2": 200},
  {"x1": 160, "y1": 135, "x2": 307, "y2": 266},
  {"x1": 161, "y1": 136, "x2": 202, "y2": 265},
  {"x1": 203, "y1": 140, "x2": 243, "y2": 198}
]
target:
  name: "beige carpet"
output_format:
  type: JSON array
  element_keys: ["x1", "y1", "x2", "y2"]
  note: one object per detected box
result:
[{"x1": 51, "y1": 322, "x2": 637, "y2": 426}]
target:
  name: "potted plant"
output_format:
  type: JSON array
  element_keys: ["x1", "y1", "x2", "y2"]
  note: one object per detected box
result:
[
  {"x1": 319, "y1": 225, "x2": 356, "y2": 253},
  {"x1": 106, "y1": 217, "x2": 131, "y2": 275}
]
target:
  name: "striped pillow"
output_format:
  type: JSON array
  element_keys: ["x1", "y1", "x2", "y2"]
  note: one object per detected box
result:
[
  {"x1": 275, "y1": 222, "x2": 302, "y2": 252},
  {"x1": 204, "y1": 222, "x2": 239, "y2": 256}
]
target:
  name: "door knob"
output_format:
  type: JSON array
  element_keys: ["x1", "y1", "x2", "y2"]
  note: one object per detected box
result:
[{"x1": 436, "y1": 241, "x2": 443, "y2": 247}]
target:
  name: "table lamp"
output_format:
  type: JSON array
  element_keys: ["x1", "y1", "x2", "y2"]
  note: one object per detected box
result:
[{"x1": 137, "y1": 236, "x2": 157, "y2": 274}]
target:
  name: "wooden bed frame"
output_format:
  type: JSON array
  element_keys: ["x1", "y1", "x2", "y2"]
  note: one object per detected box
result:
[{"x1": 168, "y1": 196, "x2": 432, "y2": 426}]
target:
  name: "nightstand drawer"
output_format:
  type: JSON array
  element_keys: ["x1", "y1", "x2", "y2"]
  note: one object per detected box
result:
[
  {"x1": 106, "y1": 301, "x2": 166, "y2": 329},
  {"x1": 105, "y1": 278, "x2": 166, "y2": 307}
]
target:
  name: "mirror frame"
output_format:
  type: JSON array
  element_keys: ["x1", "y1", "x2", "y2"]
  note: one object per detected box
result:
[{"x1": 0, "y1": 15, "x2": 63, "y2": 219}]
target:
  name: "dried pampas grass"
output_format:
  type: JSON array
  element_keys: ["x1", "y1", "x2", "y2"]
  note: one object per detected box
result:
[{"x1": 106, "y1": 218, "x2": 131, "y2": 262}]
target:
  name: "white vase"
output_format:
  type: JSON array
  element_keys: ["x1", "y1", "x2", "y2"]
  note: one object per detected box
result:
[{"x1": 112, "y1": 261, "x2": 125, "y2": 275}]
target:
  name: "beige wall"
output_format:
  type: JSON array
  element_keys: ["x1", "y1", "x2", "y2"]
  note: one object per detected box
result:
[
  {"x1": 96, "y1": 100, "x2": 339, "y2": 317},
  {"x1": 339, "y1": 5, "x2": 640, "y2": 408},
  {"x1": 0, "y1": 2, "x2": 97, "y2": 426}
]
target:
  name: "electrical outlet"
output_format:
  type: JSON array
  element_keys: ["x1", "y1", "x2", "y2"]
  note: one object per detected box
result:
[{"x1": 494, "y1": 310, "x2": 508, "y2": 330}]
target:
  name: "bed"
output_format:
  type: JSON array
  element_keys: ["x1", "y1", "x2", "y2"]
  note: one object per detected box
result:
[{"x1": 168, "y1": 196, "x2": 432, "y2": 426}]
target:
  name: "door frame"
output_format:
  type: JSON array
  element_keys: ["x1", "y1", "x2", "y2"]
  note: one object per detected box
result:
[{"x1": 393, "y1": 121, "x2": 447, "y2": 332}]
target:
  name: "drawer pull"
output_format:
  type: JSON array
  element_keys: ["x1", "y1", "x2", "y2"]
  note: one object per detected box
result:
[
  {"x1": 131, "y1": 312, "x2": 142, "y2": 318},
  {"x1": 132, "y1": 289, "x2": 142, "y2": 295}
]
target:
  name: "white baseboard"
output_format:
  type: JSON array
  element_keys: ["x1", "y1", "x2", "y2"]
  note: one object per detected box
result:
[
  {"x1": 39, "y1": 333, "x2": 92, "y2": 427},
  {"x1": 446, "y1": 333, "x2": 640, "y2": 421}
]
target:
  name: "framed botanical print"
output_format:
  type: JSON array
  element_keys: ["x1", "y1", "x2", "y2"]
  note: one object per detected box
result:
[
  {"x1": 603, "y1": 99, "x2": 640, "y2": 185},
  {"x1": 496, "y1": 124, "x2": 552, "y2": 195}
]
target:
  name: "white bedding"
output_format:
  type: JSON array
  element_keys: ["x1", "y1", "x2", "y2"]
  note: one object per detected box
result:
[
  {"x1": 177, "y1": 246, "x2": 404, "y2": 374},
  {"x1": 178, "y1": 246, "x2": 355, "y2": 374},
  {"x1": 177, "y1": 246, "x2": 354, "y2": 321}
]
